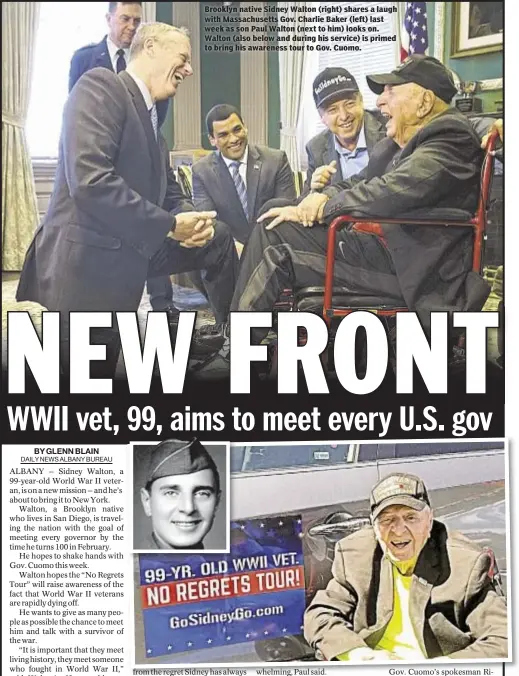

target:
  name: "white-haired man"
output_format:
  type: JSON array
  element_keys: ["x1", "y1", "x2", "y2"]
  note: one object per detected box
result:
[
  {"x1": 304, "y1": 473, "x2": 508, "y2": 661},
  {"x1": 17, "y1": 22, "x2": 238, "y2": 375}
]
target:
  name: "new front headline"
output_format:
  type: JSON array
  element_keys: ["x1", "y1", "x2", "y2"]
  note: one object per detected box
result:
[{"x1": 7, "y1": 310, "x2": 499, "y2": 395}]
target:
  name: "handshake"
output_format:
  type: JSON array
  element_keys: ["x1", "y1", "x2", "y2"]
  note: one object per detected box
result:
[{"x1": 168, "y1": 211, "x2": 217, "y2": 248}]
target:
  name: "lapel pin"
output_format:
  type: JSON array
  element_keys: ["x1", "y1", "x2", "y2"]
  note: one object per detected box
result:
[{"x1": 254, "y1": 163, "x2": 260, "y2": 170}]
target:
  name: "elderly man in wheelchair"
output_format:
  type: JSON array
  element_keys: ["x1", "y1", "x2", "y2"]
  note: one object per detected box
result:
[
  {"x1": 303, "y1": 472, "x2": 508, "y2": 661},
  {"x1": 194, "y1": 55, "x2": 501, "y2": 375}
]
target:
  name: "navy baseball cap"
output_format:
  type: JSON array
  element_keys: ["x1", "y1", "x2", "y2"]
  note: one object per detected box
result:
[
  {"x1": 367, "y1": 55, "x2": 458, "y2": 103},
  {"x1": 313, "y1": 67, "x2": 360, "y2": 109}
]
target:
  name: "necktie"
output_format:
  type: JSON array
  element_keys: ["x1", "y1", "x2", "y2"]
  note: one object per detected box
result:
[
  {"x1": 150, "y1": 105, "x2": 158, "y2": 140},
  {"x1": 230, "y1": 161, "x2": 248, "y2": 218},
  {"x1": 115, "y1": 49, "x2": 126, "y2": 74}
]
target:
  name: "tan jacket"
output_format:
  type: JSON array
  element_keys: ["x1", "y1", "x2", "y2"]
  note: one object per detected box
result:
[{"x1": 304, "y1": 521, "x2": 507, "y2": 660}]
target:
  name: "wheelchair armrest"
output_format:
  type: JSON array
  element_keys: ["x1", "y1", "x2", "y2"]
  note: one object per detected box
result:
[{"x1": 328, "y1": 208, "x2": 474, "y2": 233}]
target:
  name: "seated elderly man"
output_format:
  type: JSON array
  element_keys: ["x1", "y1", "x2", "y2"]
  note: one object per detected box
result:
[
  {"x1": 304, "y1": 473, "x2": 508, "y2": 661},
  {"x1": 194, "y1": 55, "x2": 489, "y2": 363}
]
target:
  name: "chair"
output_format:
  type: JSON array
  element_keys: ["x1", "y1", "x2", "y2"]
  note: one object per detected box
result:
[{"x1": 293, "y1": 130, "x2": 500, "y2": 326}]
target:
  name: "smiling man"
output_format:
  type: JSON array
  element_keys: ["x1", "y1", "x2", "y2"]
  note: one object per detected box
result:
[
  {"x1": 303, "y1": 67, "x2": 386, "y2": 194},
  {"x1": 17, "y1": 22, "x2": 238, "y2": 376},
  {"x1": 304, "y1": 473, "x2": 508, "y2": 661},
  {"x1": 139, "y1": 439, "x2": 221, "y2": 550},
  {"x1": 192, "y1": 104, "x2": 296, "y2": 245}
]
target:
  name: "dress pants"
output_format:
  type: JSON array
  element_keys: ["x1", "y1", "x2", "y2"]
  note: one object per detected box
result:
[{"x1": 230, "y1": 218, "x2": 404, "y2": 345}]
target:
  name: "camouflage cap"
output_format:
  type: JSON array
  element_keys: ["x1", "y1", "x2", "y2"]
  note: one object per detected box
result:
[
  {"x1": 370, "y1": 472, "x2": 430, "y2": 521},
  {"x1": 145, "y1": 439, "x2": 218, "y2": 487}
]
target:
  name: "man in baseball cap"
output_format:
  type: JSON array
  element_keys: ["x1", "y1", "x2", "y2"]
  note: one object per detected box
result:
[
  {"x1": 366, "y1": 55, "x2": 458, "y2": 149},
  {"x1": 366, "y1": 55, "x2": 458, "y2": 103},
  {"x1": 369, "y1": 473, "x2": 432, "y2": 563},
  {"x1": 303, "y1": 67, "x2": 386, "y2": 194},
  {"x1": 138, "y1": 439, "x2": 221, "y2": 550},
  {"x1": 304, "y1": 472, "x2": 507, "y2": 662}
]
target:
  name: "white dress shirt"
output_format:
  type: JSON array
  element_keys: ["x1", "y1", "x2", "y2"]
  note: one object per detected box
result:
[
  {"x1": 125, "y1": 67, "x2": 153, "y2": 112},
  {"x1": 106, "y1": 35, "x2": 129, "y2": 72},
  {"x1": 222, "y1": 145, "x2": 249, "y2": 187}
]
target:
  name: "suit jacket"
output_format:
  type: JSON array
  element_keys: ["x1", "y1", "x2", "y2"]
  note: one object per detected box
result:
[
  {"x1": 69, "y1": 37, "x2": 168, "y2": 126},
  {"x1": 322, "y1": 107, "x2": 490, "y2": 315},
  {"x1": 303, "y1": 109, "x2": 386, "y2": 194},
  {"x1": 304, "y1": 521, "x2": 507, "y2": 660},
  {"x1": 192, "y1": 144, "x2": 297, "y2": 243},
  {"x1": 17, "y1": 68, "x2": 192, "y2": 313}
]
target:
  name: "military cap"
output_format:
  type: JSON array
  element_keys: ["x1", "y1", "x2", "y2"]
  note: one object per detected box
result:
[
  {"x1": 145, "y1": 439, "x2": 219, "y2": 487},
  {"x1": 370, "y1": 472, "x2": 430, "y2": 520}
]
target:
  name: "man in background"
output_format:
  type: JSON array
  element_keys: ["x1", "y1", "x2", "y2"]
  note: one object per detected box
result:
[
  {"x1": 303, "y1": 67, "x2": 386, "y2": 194},
  {"x1": 150, "y1": 104, "x2": 297, "y2": 330},
  {"x1": 193, "y1": 104, "x2": 297, "y2": 245},
  {"x1": 69, "y1": 2, "x2": 173, "y2": 318}
]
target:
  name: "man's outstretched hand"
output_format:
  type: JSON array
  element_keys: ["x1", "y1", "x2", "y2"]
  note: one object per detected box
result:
[{"x1": 169, "y1": 211, "x2": 217, "y2": 248}]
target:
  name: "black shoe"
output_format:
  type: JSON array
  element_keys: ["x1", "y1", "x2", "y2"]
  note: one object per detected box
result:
[
  {"x1": 190, "y1": 322, "x2": 228, "y2": 358},
  {"x1": 190, "y1": 335, "x2": 231, "y2": 379}
]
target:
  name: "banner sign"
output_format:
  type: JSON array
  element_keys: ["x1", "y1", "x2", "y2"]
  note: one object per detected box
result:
[{"x1": 138, "y1": 516, "x2": 306, "y2": 658}]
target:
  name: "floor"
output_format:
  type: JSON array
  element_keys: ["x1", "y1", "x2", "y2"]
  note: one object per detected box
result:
[
  {"x1": 2, "y1": 269, "x2": 502, "y2": 372},
  {"x1": 2, "y1": 274, "x2": 214, "y2": 376}
]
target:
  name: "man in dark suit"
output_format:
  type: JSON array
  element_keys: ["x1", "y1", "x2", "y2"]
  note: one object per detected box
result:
[
  {"x1": 303, "y1": 67, "x2": 386, "y2": 194},
  {"x1": 69, "y1": 2, "x2": 168, "y2": 127},
  {"x1": 17, "y1": 23, "x2": 238, "y2": 375},
  {"x1": 194, "y1": 56, "x2": 489, "y2": 367},
  {"x1": 194, "y1": 104, "x2": 297, "y2": 244},
  {"x1": 304, "y1": 473, "x2": 507, "y2": 660},
  {"x1": 148, "y1": 104, "x2": 297, "y2": 319}
]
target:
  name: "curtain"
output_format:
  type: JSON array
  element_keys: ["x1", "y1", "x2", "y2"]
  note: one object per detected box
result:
[
  {"x1": 141, "y1": 2, "x2": 157, "y2": 23},
  {"x1": 2, "y1": 2, "x2": 40, "y2": 271},
  {"x1": 278, "y1": 2, "x2": 307, "y2": 172}
]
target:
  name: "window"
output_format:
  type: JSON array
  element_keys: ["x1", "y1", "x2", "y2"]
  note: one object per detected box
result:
[
  {"x1": 297, "y1": 1, "x2": 398, "y2": 167},
  {"x1": 230, "y1": 445, "x2": 351, "y2": 473},
  {"x1": 26, "y1": 2, "x2": 108, "y2": 159},
  {"x1": 393, "y1": 441, "x2": 504, "y2": 458}
]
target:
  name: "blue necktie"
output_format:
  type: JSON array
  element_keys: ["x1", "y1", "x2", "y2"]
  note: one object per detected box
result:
[
  {"x1": 150, "y1": 105, "x2": 158, "y2": 140},
  {"x1": 230, "y1": 161, "x2": 248, "y2": 218},
  {"x1": 115, "y1": 49, "x2": 126, "y2": 74}
]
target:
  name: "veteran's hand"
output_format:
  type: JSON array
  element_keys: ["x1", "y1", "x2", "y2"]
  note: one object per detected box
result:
[
  {"x1": 298, "y1": 191, "x2": 330, "y2": 227},
  {"x1": 257, "y1": 205, "x2": 302, "y2": 231},
  {"x1": 481, "y1": 119, "x2": 503, "y2": 148},
  {"x1": 310, "y1": 160, "x2": 337, "y2": 191}
]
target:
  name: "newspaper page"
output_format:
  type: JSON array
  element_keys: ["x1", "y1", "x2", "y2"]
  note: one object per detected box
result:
[{"x1": 2, "y1": 1, "x2": 513, "y2": 676}]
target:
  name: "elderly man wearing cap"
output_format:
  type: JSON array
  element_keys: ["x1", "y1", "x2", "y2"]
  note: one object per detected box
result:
[
  {"x1": 139, "y1": 439, "x2": 221, "y2": 550},
  {"x1": 304, "y1": 472, "x2": 508, "y2": 661},
  {"x1": 193, "y1": 55, "x2": 490, "y2": 368},
  {"x1": 302, "y1": 67, "x2": 386, "y2": 194}
]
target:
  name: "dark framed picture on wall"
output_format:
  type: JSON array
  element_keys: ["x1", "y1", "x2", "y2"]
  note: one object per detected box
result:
[{"x1": 451, "y1": 1, "x2": 504, "y2": 58}]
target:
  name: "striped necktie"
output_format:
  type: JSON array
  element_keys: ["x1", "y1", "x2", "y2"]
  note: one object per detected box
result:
[
  {"x1": 150, "y1": 105, "x2": 158, "y2": 140},
  {"x1": 230, "y1": 160, "x2": 248, "y2": 218},
  {"x1": 115, "y1": 49, "x2": 126, "y2": 73}
]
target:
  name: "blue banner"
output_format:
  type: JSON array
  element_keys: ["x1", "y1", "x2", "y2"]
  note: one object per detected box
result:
[{"x1": 138, "y1": 516, "x2": 306, "y2": 659}]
